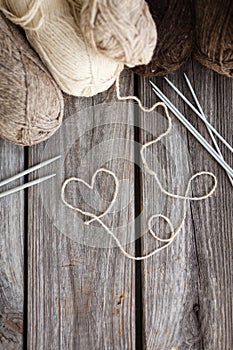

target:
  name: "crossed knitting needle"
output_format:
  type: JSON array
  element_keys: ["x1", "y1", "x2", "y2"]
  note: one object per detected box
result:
[
  {"x1": 0, "y1": 155, "x2": 61, "y2": 199},
  {"x1": 150, "y1": 75, "x2": 233, "y2": 183}
]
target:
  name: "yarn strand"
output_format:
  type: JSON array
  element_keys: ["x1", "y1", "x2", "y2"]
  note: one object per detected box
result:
[
  {"x1": 61, "y1": 80, "x2": 217, "y2": 260},
  {"x1": 1, "y1": 0, "x2": 43, "y2": 30}
]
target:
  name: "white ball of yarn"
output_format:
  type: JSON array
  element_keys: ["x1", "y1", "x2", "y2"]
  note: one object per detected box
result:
[
  {"x1": 0, "y1": 0, "x2": 124, "y2": 97},
  {"x1": 79, "y1": 0, "x2": 157, "y2": 67}
]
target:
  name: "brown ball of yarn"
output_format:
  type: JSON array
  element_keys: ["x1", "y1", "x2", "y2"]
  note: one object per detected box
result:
[
  {"x1": 133, "y1": 0, "x2": 193, "y2": 76},
  {"x1": 194, "y1": 0, "x2": 233, "y2": 78},
  {"x1": 0, "y1": 12, "x2": 64, "y2": 146},
  {"x1": 80, "y1": 0, "x2": 157, "y2": 67}
]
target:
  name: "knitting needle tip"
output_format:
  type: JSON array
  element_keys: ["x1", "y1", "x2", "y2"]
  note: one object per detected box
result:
[
  {"x1": 0, "y1": 155, "x2": 61, "y2": 189},
  {"x1": 0, "y1": 173, "x2": 57, "y2": 199}
]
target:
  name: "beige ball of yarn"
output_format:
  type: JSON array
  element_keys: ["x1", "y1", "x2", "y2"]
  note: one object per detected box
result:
[
  {"x1": 0, "y1": 12, "x2": 64, "y2": 146},
  {"x1": 79, "y1": 0, "x2": 157, "y2": 67},
  {"x1": 0, "y1": 0, "x2": 124, "y2": 97}
]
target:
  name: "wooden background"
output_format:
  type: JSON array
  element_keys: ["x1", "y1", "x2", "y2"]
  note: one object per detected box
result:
[{"x1": 0, "y1": 58, "x2": 232, "y2": 350}]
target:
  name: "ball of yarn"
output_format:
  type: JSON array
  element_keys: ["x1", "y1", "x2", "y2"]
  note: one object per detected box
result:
[
  {"x1": 133, "y1": 0, "x2": 193, "y2": 76},
  {"x1": 79, "y1": 0, "x2": 157, "y2": 67},
  {"x1": 0, "y1": 0, "x2": 124, "y2": 97},
  {"x1": 0, "y1": 12, "x2": 64, "y2": 146},
  {"x1": 194, "y1": 0, "x2": 233, "y2": 78}
]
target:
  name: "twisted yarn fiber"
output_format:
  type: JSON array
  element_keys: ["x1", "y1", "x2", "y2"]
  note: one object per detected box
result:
[
  {"x1": 79, "y1": 0, "x2": 157, "y2": 67},
  {"x1": 133, "y1": 0, "x2": 193, "y2": 76},
  {"x1": 0, "y1": 0, "x2": 124, "y2": 97},
  {"x1": 194, "y1": 0, "x2": 233, "y2": 78},
  {"x1": 0, "y1": 13, "x2": 63, "y2": 146}
]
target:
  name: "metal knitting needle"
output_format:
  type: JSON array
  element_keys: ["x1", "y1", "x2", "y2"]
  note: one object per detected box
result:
[
  {"x1": 150, "y1": 81, "x2": 233, "y2": 177},
  {"x1": 0, "y1": 155, "x2": 61, "y2": 188},
  {"x1": 183, "y1": 73, "x2": 222, "y2": 156},
  {"x1": 0, "y1": 174, "x2": 56, "y2": 199},
  {"x1": 164, "y1": 76, "x2": 233, "y2": 154},
  {"x1": 183, "y1": 73, "x2": 233, "y2": 186}
]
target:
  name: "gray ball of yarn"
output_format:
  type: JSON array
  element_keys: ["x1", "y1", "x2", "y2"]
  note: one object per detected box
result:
[{"x1": 0, "y1": 12, "x2": 64, "y2": 146}]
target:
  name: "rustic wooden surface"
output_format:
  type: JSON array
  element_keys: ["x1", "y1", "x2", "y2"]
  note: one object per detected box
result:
[
  {"x1": 0, "y1": 142, "x2": 24, "y2": 349},
  {"x1": 0, "y1": 59, "x2": 232, "y2": 350},
  {"x1": 139, "y1": 61, "x2": 233, "y2": 350}
]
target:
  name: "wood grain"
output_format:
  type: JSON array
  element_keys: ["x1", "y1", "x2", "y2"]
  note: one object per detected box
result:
[
  {"x1": 139, "y1": 59, "x2": 233, "y2": 350},
  {"x1": 0, "y1": 141, "x2": 24, "y2": 349},
  {"x1": 188, "y1": 61, "x2": 233, "y2": 350},
  {"x1": 26, "y1": 71, "x2": 136, "y2": 350},
  {"x1": 1, "y1": 58, "x2": 233, "y2": 350}
]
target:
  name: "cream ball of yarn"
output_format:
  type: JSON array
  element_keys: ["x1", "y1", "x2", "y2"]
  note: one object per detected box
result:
[
  {"x1": 79, "y1": 0, "x2": 157, "y2": 67},
  {"x1": 0, "y1": 0, "x2": 124, "y2": 97}
]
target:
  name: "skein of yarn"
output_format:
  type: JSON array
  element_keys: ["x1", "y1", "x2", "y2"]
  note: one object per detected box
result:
[
  {"x1": 0, "y1": 12, "x2": 64, "y2": 146},
  {"x1": 194, "y1": 0, "x2": 233, "y2": 78},
  {"x1": 79, "y1": 0, "x2": 157, "y2": 67},
  {"x1": 133, "y1": 0, "x2": 193, "y2": 76},
  {"x1": 0, "y1": 0, "x2": 124, "y2": 97}
]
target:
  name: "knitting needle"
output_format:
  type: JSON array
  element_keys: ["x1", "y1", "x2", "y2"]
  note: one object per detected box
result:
[
  {"x1": 0, "y1": 174, "x2": 56, "y2": 199},
  {"x1": 150, "y1": 81, "x2": 233, "y2": 177},
  {"x1": 183, "y1": 73, "x2": 233, "y2": 186},
  {"x1": 183, "y1": 73, "x2": 222, "y2": 156},
  {"x1": 0, "y1": 155, "x2": 61, "y2": 188},
  {"x1": 164, "y1": 76, "x2": 233, "y2": 154}
]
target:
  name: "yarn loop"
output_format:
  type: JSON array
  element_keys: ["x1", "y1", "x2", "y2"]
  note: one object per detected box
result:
[{"x1": 1, "y1": 0, "x2": 43, "y2": 30}]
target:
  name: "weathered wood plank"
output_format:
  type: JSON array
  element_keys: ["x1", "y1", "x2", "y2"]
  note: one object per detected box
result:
[
  {"x1": 188, "y1": 61, "x2": 233, "y2": 350},
  {"x1": 138, "y1": 62, "x2": 201, "y2": 350},
  {"x1": 139, "y1": 59, "x2": 233, "y2": 350},
  {"x1": 27, "y1": 71, "x2": 136, "y2": 349},
  {"x1": 0, "y1": 141, "x2": 24, "y2": 349}
]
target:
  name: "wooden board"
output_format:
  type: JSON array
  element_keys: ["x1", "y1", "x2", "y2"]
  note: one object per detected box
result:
[
  {"x1": 26, "y1": 71, "x2": 136, "y2": 349},
  {"x1": 188, "y1": 61, "x2": 233, "y2": 350},
  {"x1": 0, "y1": 142, "x2": 24, "y2": 349},
  {"x1": 139, "y1": 59, "x2": 233, "y2": 350},
  {"x1": 1, "y1": 59, "x2": 233, "y2": 350}
]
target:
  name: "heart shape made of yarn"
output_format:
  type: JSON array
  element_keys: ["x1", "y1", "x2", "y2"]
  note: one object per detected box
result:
[{"x1": 61, "y1": 168, "x2": 119, "y2": 225}]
